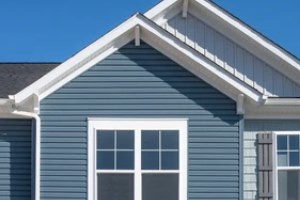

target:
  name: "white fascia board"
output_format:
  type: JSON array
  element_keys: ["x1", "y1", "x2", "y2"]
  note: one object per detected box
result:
[
  {"x1": 144, "y1": 0, "x2": 178, "y2": 19},
  {"x1": 146, "y1": 0, "x2": 300, "y2": 84},
  {"x1": 13, "y1": 15, "x2": 139, "y2": 104},
  {"x1": 136, "y1": 16, "x2": 262, "y2": 103},
  {"x1": 13, "y1": 14, "x2": 262, "y2": 106},
  {"x1": 194, "y1": 0, "x2": 300, "y2": 70}
]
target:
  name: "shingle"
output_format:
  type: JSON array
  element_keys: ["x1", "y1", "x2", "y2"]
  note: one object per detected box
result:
[{"x1": 0, "y1": 63, "x2": 60, "y2": 98}]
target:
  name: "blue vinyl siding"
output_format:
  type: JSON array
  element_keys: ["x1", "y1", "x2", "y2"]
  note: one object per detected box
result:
[
  {"x1": 40, "y1": 41, "x2": 241, "y2": 200},
  {"x1": 0, "y1": 119, "x2": 32, "y2": 200}
]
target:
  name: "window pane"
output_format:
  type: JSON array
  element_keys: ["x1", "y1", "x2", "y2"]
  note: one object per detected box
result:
[
  {"x1": 278, "y1": 170, "x2": 300, "y2": 200},
  {"x1": 117, "y1": 151, "x2": 134, "y2": 169},
  {"x1": 97, "y1": 151, "x2": 114, "y2": 169},
  {"x1": 278, "y1": 136, "x2": 287, "y2": 150},
  {"x1": 116, "y1": 130, "x2": 134, "y2": 149},
  {"x1": 161, "y1": 152, "x2": 179, "y2": 169},
  {"x1": 97, "y1": 130, "x2": 114, "y2": 149},
  {"x1": 98, "y1": 174, "x2": 134, "y2": 200},
  {"x1": 142, "y1": 174, "x2": 179, "y2": 200},
  {"x1": 161, "y1": 131, "x2": 179, "y2": 149},
  {"x1": 278, "y1": 152, "x2": 288, "y2": 166},
  {"x1": 142, "y1": 131, "x2": 159, "y2": 149},
  {"x1": 290, "y1": 135, "x2": 299, "y2": 150},
  {"x1": 142, "y1": 151, "x2": 159, "y2": 169},
  {"x1": 290, "y1": 152, "x2": 300, "y2": 166}
]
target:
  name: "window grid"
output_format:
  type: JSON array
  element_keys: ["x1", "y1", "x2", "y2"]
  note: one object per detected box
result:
[
  {"x1": 89, "y1": 119, "x2": 188, "y2": 200},
  {"x1": 97, "y1": 130, "x2": 134, "y2": 170},
  {"x1": 277, "y1": 135, "x2": 300, "y2": 167},
  {"x1": 275, "y1": 133, "x2": 300, "y2": 200},
  {"x1": 141, "y1": 130, "x2": 179, "y2": 170}
]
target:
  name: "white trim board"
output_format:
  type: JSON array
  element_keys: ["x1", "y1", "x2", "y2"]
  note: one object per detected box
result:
[
  {"x1": 88, "y1": 118, "x2": 188, "y2": 200},
  {"x1": 11, "y1": 14, "x2": 263, "y2": 106},
  {"x1": 146, "y1": 0, "x2": 300, "y2": 87}
]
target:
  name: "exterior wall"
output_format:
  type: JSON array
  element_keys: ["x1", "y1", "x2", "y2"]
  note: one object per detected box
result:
[
  {"x1": 162, "y1": 13, "x2": 300, "y2": 97},
  {"x1": 40, "y1": 41, "x2": 241, "y2": 200},
  {"x1": 244, "y1": 120, "x2": 300, "y2": 200},
  {"x1": 0, "y1": 119, "x2": 32, "y2": 200}
]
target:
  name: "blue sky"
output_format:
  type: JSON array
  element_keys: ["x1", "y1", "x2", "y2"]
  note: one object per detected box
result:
[{"x1": 0, "y1": 0, "x2": 299, "y2": 62}]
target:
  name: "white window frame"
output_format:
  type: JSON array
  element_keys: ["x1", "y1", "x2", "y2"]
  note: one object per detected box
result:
[
  {"x1": 273, "y1": 131, "x2": 300, "y2": 200},
  {"x1": 88, "y1": 118, "x2": 188, "y2": 200}
]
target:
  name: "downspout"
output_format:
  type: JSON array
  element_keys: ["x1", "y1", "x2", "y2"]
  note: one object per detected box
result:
[{"x1": 9, "y1": 94, "x2": 41, "y2": 200}]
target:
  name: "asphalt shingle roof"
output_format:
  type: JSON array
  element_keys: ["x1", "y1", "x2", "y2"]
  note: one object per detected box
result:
[{"x1": 0, "y1": 63, "x2": 60, "y2": 98}]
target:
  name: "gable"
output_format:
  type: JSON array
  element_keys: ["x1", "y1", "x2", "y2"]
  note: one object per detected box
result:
[
  {"x1": 40, "y1": 41, "x2": 241, "y2": 200},
  {"x1": 162, "y1": 13, "x2": 300, "y2": 97}
]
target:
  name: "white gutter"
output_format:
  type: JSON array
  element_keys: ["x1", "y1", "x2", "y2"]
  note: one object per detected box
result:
[
  {"x1": 9, "y1": 93, "x2": 41, "y2": 200},
  {"x1": 12, "y1": 110, "x2": 40, "y2": 200},
  {"x1": 264, "y1": 97, "x2": 300, "y2": 106}
]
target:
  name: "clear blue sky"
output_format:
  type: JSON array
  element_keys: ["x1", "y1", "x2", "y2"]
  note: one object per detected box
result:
[{"x1": 0, "y1": 0, "x2": 299, "y2": 62}]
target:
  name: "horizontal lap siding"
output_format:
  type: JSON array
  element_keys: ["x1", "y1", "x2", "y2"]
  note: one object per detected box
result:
[
  {"x1": 244, "y1": 120, "x2": 300, "y2": 200},
  {"x1": 0, "y1": 119, "x2": 32, "y2": 200},
  {"x1": 164, "y1": 13, "x2": 300, "y2": 97},
  {"x1": 40, "y1": 41, "x2": 240, "y2": 200}
]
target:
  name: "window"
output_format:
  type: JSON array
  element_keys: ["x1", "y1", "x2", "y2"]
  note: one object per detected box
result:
[
  {"x1": 88, "y1": 119, "x2": 187, "y2": 200},
  {"x1": 275, "y1": 133, "x2": 300, "y2": 200}
]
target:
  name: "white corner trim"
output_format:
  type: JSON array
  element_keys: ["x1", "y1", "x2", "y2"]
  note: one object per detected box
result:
[
  {"x1": 135, "y1": 25, "x2": 140, "y2": 46},
  {"x1": 88, "y1": 118, "x2": 188, "y2": 200},
  {"x1": 236, "y1": 94, "x2": 245, "y2": 115},
  {"x1": 182, "y1": 0, "x2": 189, "y2": 18}
]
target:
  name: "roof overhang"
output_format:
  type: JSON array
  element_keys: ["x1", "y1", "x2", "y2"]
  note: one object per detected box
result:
[
  {"x1": 145, "y1": 0, "x2": 300, "y2": 87},
  {"x1": 2, "y1": 12, "x2": 300, "y2": 119},
  {"x1": 10, "y1": 14, "x2": 262, "y2": 105}
]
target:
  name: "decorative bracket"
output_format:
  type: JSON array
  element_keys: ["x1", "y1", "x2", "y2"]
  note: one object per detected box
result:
[
  {"x1": 135, "y1": 26, "x2": 140, "y2": 46},
  {"x1": 33, "y1": 93, "x2": 40, "y2": 114},
  {"x1": 182, "y1": 0, "x2": 189, "y2": 18},
  {"x1": 237, "y1": 94, "x2": 245, "y2": 115}
]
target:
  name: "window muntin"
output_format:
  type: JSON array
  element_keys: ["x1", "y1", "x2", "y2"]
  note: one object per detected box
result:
[
  {"x1": 277, "y1": 135, "x2": 300, "y2": 167},
  {"x1": 141, "y1": 130, "x2": 179, "y2": 170},
  {"x1": 276, "y1": 133, "x2": 300, "y2": 200},
  {"x1": 97, "y1": 130, "x2": 134, "y2": 170},
  {"x1": 89, "y1": 119, "x2": 187, "y2": 200}
]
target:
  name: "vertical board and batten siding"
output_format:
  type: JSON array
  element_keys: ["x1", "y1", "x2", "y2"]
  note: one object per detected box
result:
[
  {"x1": 244, "y1": 120, "x2": 300, "y2": 200},
  {"x1": 162, "y1": 13, "x2": 300, "y2": 97},
  {"x1": 0, "y1": 119, "x2": 32, "y2": 200},
  {"x1": 40, "y1": 41, "x2": 241, "y2": 200}
]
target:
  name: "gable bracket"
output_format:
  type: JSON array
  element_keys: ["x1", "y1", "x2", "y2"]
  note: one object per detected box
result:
[
  {"x1": 237, "y1": 94, "x2": 245, "y2": 115},
  {"x1": 135, "y1": 25, "x2": 140, "y2": 46},
  {"x1": 182, "y1": 0, "x2": 189, "y2": 18}
]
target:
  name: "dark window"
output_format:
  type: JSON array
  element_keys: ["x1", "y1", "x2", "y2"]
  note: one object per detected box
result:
[
  {"x1": 97, "y1": 130, "x2": 134, "y2": 170},
  {"x1": 278, "y1": 171, "x2": 300, "y2": 200},
  {"x1": 277, "y1": 135, "x2": 300, "y2": 167},
  {"x1": 98, "y1": 174, "x2": 134, "y2": 200},
  {"x1": 142, "y1": 174, "x2": 179, "y2": 200},
  {"x1": 141, "y1": 130, "x2": 179, "y2": 170}
]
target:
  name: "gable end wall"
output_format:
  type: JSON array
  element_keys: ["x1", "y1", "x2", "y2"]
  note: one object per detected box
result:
[
  {"x1": 40, "y1": 41, "x2": 241, "y2": 200},
  {"x1": 163, "y1": 13, "x2": 300, "y2": 97}
]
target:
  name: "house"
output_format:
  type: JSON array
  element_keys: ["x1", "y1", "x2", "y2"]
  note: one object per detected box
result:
[{"x1": 0, "y1": 0, "x2": 299, "y2": 199}]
